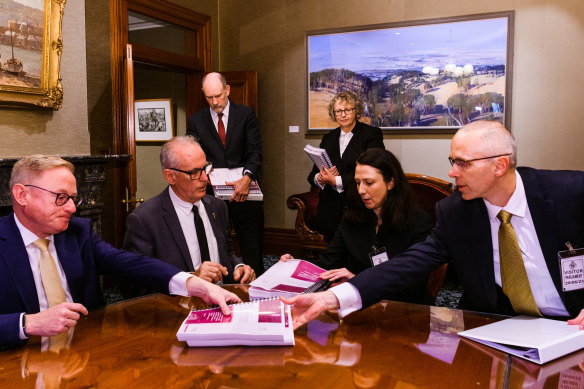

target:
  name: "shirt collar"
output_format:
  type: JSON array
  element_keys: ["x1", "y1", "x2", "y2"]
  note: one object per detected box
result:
[
  {"x1": 13, "y1": 213, "x2": 54, "y2": 247},
  {"x1": 168, "y1": 186, "x2": 202, "y2": 216},
  {"x1": 484, "y1": 171, "x2": 527, "y2": 222},
  {"x1": 210, "y1": 100, "x2": 230, "y2": 120}
]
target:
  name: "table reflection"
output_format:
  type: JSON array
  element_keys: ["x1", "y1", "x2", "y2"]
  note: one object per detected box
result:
[{"x1": 1, "y1": 291, "x2": 584, "y2": 389}]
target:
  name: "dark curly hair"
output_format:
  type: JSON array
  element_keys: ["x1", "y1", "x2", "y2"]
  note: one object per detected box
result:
[{"x1": 343, "y1": 148, "x2": 416, "y2": 231}]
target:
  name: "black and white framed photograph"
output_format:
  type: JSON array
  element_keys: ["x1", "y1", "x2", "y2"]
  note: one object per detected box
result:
[{"x1": 134, "y1": 98, "x2": 174, "y2": 142}]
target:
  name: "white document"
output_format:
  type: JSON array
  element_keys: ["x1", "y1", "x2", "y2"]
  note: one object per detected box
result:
[
  {"x1": 209, "y1": 167, "x2": 263, "y2": 201},
  {"x1": 458, "y1": 316, "x2": 584, "y2": 364},
  {"x1": 249, "y1": 259, "x2": 326, "y2": 300},
  {"x1": 176, "y1": 298, "x2": 294, "y2": 347},
  {"x1": 304, "y1": 144, "x2": 333, "y2": 170}
]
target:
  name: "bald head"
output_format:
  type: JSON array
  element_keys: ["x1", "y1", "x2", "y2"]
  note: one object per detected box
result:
[
  {"x1": 455, "y1": 121, "x2": 517, "y2": 168},
  {"x1": 201, "y1": 72, "x2": 230, "y2": 113}
]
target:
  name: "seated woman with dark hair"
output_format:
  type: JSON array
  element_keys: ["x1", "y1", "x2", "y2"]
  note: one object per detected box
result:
[{"x1": 283, "y1": 148, "x2": 433, "y2": 303}]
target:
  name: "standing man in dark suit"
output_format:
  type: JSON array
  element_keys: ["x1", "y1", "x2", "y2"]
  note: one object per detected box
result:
[
  {"x1": 187, "y1": 72, "x2": 265, "y2": 275},
  {"x1": 283, "y1": 120, "x2": 584, "y2": 329},
  {"x1": 0, "y1": 155, "x2": 240, "y2": 347},
  {"x1": 124, "y1": 136, "x2": 255, "y2": 284}
]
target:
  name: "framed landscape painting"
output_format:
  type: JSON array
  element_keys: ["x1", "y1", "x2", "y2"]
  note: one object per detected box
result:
[
  {"x1": 307, "y1": 11, "x2": 514, "y2": 133},
  {"x1": 0, "y1": 0, "x2": 66, "y2": 109}
]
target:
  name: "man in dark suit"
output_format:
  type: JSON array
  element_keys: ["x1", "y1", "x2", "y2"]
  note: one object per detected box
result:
[
  {"x1": 283, "y1": 120, "x2": 584, "y2": 329},
  {"x1": 0, "y1": 155, "x2": 240, "y2": 347},
  {"x1": 124, "y1": 136, "x2": 255, "y2": 284},
  {"x1": 187, "y1": 72, "x2": 265, "y2": 275}
]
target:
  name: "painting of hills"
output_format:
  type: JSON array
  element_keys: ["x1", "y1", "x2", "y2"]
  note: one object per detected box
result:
[{"x1": 308, "y1": 15, "x2": 510, "y2": 130}]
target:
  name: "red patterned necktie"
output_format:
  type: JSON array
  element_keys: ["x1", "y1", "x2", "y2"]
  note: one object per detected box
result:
[{"x1": 217, "y1": 113, "x2": 226, "y2": 146}]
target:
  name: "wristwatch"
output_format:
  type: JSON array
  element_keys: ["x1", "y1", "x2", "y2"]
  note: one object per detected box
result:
[{"x1": 244, "y1": 171, "x2": 253, "y2": 180}]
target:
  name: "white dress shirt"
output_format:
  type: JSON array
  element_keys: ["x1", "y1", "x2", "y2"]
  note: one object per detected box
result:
[
  {"x1": 331, "y1": 171, "x2": 570, "y2": 318},
  {"x1": 15, "y1": 213, "x2": 192, "y2": 339},
  {"x1": 169, "y1": 186, "x2": 221, "y2": 270},
  {"x1": 210, "y1": 101, "x2": 230, "y2": 137},
  {"x1": 313, "y1": 129, "x2": 354, "y2": 193},
  {"x1": 483, "y1": 172, "x2": 569, "y2": 317}
]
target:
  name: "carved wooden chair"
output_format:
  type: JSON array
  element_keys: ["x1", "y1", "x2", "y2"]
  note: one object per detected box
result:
[{"x1": 286, "y1": 173, "x2": 455, "y2": 298}]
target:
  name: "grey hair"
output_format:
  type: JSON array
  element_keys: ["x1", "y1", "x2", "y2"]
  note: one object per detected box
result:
[
  {"x1": 160, "y1": 136, "x2": 201, "y2": 170},
  {"x1": 201, "y1": 72, "x2": 227, "y2": 89},
  {"x1": 10, "y1": 155, "x2": 74, "y2": 189},
  {"x1": 458, "y1": 121, "x2": 517, "y2": 168}
]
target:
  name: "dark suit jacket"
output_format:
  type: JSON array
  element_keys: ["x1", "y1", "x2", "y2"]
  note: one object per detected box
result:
[
  {"x1": 307, "y1": 121, "x2": 384, "y2": 234},
  {"x1": 349, "y1": 167, "x2": 584, "y2": 317},
  {"x1": 187, "y1": 102, "x2": 262, "y2": 178},
  {"x1": 0, "y1": 215, "x2": 181, "y2": 346},
  {"x1": 123, "y1": 188, "x2": 243, "y2": 283}
]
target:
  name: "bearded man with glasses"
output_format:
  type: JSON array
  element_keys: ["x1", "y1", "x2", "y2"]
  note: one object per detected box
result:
[
  {"x1": 283, "y1": 120, "x2": 584, "y2": 330},
  {"x1": 124, "y1": 136, "x2": 255, "y2": 288}
]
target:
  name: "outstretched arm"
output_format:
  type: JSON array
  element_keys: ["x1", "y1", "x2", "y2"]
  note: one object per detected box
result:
[{"x1": 280, "y1": 291, "x2": 340, "y2": 330}]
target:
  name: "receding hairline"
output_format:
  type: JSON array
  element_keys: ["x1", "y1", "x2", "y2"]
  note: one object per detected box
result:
[{"x1": 201, "y1": 72, "x2": 227, "y2": 90}]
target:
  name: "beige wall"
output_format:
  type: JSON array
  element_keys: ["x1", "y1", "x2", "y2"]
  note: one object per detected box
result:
[
  {"x1": 0, "y1": 0, "x2": 89, "y2": 157},
  {"x1": 218, "y1": 0, "x2": 584, "y2": 229}
]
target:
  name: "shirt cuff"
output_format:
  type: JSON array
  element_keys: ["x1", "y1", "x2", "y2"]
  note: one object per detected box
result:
[
  {"x1": 330, "y1": 282, "x2": 362, "y2": 318},
  {"x1": 313, "y1": 174, "x2": 325, "y2": 190},
  {"x1": 335, "y1": 176, "x2": 344, "y2": 193},
  {"x1": 19, "y1": 313, "x2": 27, "y2": 340},
  {"x1": 168, "y1": 272, "x2": 192, "y2": 296}
]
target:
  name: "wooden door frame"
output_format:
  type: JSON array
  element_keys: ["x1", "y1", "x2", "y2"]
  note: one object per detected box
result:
[{"x1": 109, "y1": 0, "x2": 211, "y2": 246}]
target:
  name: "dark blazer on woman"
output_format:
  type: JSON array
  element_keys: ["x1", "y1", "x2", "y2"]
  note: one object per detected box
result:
[
  {"x1": 307, "y1": 121, "x2": 384, "y2": 238},
  {"x1": 311, "y1": 208, "x2": 432, "y2": 304}
]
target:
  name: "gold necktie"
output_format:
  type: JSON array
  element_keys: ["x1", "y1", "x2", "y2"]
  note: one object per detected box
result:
[
  {"x1": 33, "y1": 238, "x2": 66, "y2": 307},
  {"x1": 497, "y1": 210, "x2": 542, "y2": 317},
  {"x1": 33, "y1": 238, "x2": 69, "y2": 351}
]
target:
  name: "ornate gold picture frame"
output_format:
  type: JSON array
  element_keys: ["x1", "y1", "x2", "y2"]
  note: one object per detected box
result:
[{"x1": 0, "y1": 0, "x2": 66, "y2": 110}]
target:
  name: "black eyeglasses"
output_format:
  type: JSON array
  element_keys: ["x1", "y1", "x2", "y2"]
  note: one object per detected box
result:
[
  {"x1": 448, "y1": 154, "x2": 511, "y2": 170},
  {"x1": 168, "y1": 162, "x2": 213, "y2": 180},
  {"x1": 25, "y1": 185, "x2": 83, "y2": 207},
  {"x1": 333, "y1": 107, "x2": 355, "y2": 116}
]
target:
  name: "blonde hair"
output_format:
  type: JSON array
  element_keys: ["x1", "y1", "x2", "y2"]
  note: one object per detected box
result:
[
  {"x1": 10, "y1": 155, "x2": 74, "y2": 189},
  {"x1": 327, "y1": 91, "x2": 364, "y2": 121}
]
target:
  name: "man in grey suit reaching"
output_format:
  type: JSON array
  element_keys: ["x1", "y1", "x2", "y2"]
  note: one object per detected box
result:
[{"x1": 124, "y1": 136, "x2": 255, "y2": 284}]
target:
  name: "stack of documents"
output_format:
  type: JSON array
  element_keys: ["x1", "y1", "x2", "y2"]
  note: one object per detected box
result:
[
  {"x1": 249, "y1": 259, "x2": 330, "y2": 300},
  {"x1": 176, "y1": 298, "x2": 294, "y2": 347},
  {"x1": 458, "y1": 316, "x2": 584, "y2": 364},
  {"x1": 209, "y1": 167, "x2": 263, "y2": 201},
  {"x1": 304, "y1": 145, "x2": 333, "y2": 170}
]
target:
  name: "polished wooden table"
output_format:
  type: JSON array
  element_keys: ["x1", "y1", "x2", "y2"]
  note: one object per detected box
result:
[{"x1": 1, "y1": 285, "x2": 584, "y2": 388}]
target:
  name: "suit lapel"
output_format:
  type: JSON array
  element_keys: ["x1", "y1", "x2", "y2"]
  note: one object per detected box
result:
[
  {"x1": 202, "y1": 196, "x2": 225, "y2": 252},
  {"x1": 225, "y1": 102, "x2": 239, "y2": 150},
  {"x1": 161, "y1": 188, "x2": 196, "y2": 272},
  {"x1": 341, "y1": 121, "x2": 361, "y2": 164},
  {"x1": 0, "y1": 214, "x2": 40, "y2": 312},
  {"x1": 328, "y1": 128, "x2": 342, "y2": 168},
  {"x1": 53, "y1": 227, "x2": 85, "y2": 303},
  {"x1": 466, "y1": 200, "x2": 499, "y2": 307},
  {"x1": 523, "y1": 172, "x2": 563, "y2": 289}
]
